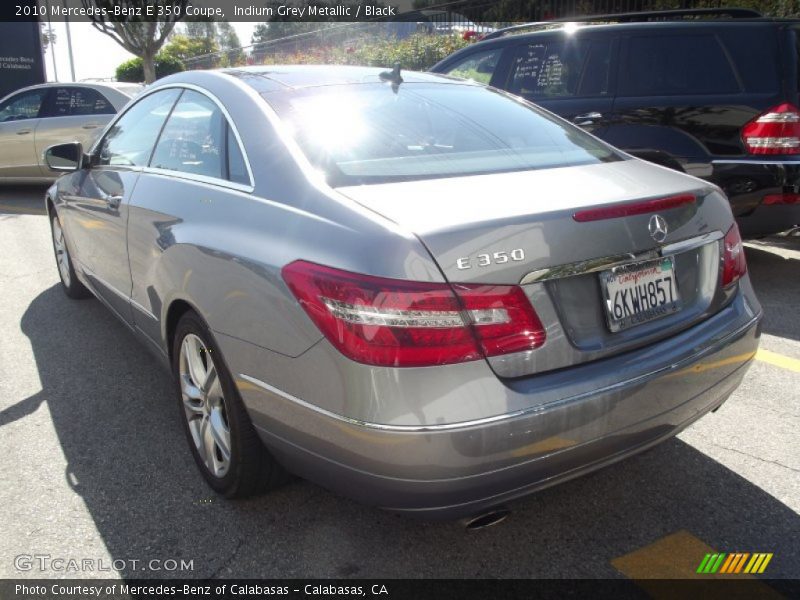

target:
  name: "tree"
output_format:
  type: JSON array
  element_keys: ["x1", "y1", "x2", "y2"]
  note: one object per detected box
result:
[
  {"x1": 161, "y1": 34, "x2": 219, "y2": 67},
  {"x1": 80, "y1": 0, "x2": 187, "y2": 83},
  {"x1": 216, "y1": 22, "x2": 244, "y2": 67}
]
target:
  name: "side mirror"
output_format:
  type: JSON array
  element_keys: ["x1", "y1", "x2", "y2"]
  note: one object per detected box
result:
[{"x1": 44, "y1": 142, "x2": 84, "y2": 172}]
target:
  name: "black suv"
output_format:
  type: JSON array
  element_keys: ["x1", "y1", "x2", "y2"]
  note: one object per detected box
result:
[{"x1": 431, "y1": 11, "x2": 800, "y2": 237}]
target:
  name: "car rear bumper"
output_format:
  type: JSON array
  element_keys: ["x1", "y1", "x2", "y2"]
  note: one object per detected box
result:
[
  {"x1": 231, "y1": 283, "x2": 761, "y2": 520},
  {"x1": 711, "y1": 159, "x2": 800, "y2": 236}
]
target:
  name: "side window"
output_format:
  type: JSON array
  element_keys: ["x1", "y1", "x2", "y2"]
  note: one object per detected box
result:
[
  {"x1": 42, "y1": 87, "x2": 115, "y2": 118},
  {"x1": 97, "y1": 88, "x2": 181, "y2": 167},
  {"x1": 226, "y1": 125, "x2": 249, "y2": 185},
  {"x1": 620, "y1": 35, "x2": 740, "y2": 96},
  {"x1": 0, "y1": 89, "x2": 46, "y2": 122},
  {"x1": 508, "y1": 40, "x2": 591, "y2": 98},
  {"x1": 150, "y1": 91, "x2": 225, "y2": 180},
  {"x1": 444, "y1": 48, "x2": 503, "y2": 85},
  {"x1": 578, "y1": 39, "x2": 612, "y2": 96}
]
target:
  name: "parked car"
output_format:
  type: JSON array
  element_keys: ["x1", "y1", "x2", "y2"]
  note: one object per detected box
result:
[
  {"x1": 0, "y1": 82, "x2": 141, "y2": 183},
  {"x1": 45, "y1": 66, "x2": 761, "y2": 520},
  {"x1": 432, "y1": 13, "x2": 800, "y2": 237}
]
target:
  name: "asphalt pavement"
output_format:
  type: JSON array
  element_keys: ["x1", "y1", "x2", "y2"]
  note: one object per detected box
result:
[{"x1": 0, "y1": 186, "x2": 798, "y2": 581}]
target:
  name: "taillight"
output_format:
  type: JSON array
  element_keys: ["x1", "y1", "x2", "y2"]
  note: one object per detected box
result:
[
  {"x1": 281, "y1": 261, "x2": 545, "y2": 367},
  {"x1": 762, "y1": 192, "x2": 800, "y2": 205},
  {"x1": 721, "y1": 223, "x2": 747, "y2": 288},
  {"x1": 742, "y1": 103, "x2": 800, "y2": 155},
  {"x1": 572, "y1": 194, "x2": 695, "y2": 222}
]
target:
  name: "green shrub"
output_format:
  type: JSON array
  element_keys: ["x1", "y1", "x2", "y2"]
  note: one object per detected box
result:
[
  {"x1": 115, "y1": 54, "x2": 185, "y2": 83},
  {"x1": 256, "y1": 33, "x2": 471, "y2": 72}
]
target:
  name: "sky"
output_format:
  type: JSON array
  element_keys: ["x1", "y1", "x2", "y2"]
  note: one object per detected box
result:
[{"x1": 43, "y1": 22, "x2": 258, "y2": 82}]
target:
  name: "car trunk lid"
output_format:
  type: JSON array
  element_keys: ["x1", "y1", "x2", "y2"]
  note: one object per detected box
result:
[{"x1": 336, "y1": 159, "x2": 734, "y2": 377}]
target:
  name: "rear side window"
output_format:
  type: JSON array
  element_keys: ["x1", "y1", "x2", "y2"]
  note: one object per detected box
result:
[
  {"x1": 620, "y1": 35, "x2": 740, "y2": 96},
  {"x1": 151, "y1": 90, "x2": 251, "y2": 185},
  {"x1": 42, "y1": 87, "x2": 115, "y2": 118},
  {"x1": 444, "y1": 48, "x2": 503, "y2": 85},
  {"x1": 507, "y1": 39, "x2": 593, "y2": 98},
  {"x1": 719, "y1": 28, "x2": 780, "y2": 93}
]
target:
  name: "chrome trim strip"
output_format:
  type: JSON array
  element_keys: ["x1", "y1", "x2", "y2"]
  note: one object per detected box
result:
[
  {"x1": 519, "y1": 231, "x2": 722, "y2": 285},
  {"x1": 238, "y1": 312, "x2": 759, "y2": 433}
]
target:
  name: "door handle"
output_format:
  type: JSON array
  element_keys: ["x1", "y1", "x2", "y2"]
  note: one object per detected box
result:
[
  {"x1": 82, "y1": 123, "x2": 100, "y2": 130},
  {"x1": 16, "y1": 129, "x2": 32, "y2": 135},
  {"x1": 572, "y1": 112, "x2": 603, "y2": 125},
  {"x1": 106, "y1": 195, "x2": 122, "y2": 209}
]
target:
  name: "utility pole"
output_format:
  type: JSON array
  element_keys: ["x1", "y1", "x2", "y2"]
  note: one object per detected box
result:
[
  {"x1": 63, "y1": 0, "x2": 76, "y2": 82},
  {"x1": 44, "y1": 0, "x2": 58, "y2": 81}
]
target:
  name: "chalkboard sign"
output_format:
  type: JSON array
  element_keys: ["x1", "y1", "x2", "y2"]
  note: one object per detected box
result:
[{"x1": 0, "y1": 20, "x2": 46, "y2": 99}]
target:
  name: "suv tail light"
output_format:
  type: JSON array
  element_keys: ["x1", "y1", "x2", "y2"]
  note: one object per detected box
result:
[
  {"x1": 282, "y1": 261, "x2": 546, "y2": 367},
  {"x1": 721, "y1": 223, "x2": 747, "y2": 288},
  {"x1": 742, "y1": 103, "x2": 800, "y2": 155}
]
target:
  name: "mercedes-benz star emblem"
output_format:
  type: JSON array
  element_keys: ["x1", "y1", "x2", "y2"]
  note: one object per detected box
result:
[{"x1": 648, "y1": 214, "x2": 668, "y2": 243}]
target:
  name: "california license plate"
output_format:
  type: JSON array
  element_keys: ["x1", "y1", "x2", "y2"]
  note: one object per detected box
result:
[{"x1": 600, "y1": 256, "x2": 681, "y2": 332}]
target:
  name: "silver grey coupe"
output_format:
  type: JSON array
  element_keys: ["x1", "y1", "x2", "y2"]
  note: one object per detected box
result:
[{"x1": 44, "y1": 66, "x2": 762, "y2": 521}]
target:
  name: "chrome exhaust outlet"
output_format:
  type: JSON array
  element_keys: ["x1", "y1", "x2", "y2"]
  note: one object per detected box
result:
[{"x1": 462, "y1": 506, "x2": 510, "y2": 531}]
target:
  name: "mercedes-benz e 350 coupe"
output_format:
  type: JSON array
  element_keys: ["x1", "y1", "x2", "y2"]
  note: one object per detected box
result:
[{"x1": 45, "y1": 66, "x2": 762, "y2": 519}]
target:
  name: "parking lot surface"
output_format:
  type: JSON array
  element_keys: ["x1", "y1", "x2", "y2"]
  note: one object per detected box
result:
[{"x1": 0, "y1": 186, "x2": 798, "y2": 580}]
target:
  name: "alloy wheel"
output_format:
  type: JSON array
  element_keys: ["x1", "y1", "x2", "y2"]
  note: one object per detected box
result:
[{"x1": 178, "y1": 333, "x2": 231, "y2": 478}]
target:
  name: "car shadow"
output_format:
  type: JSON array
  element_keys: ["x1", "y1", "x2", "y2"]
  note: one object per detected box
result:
[
  {"x1": 0, "y1": 185, "x2": 49, "y2": 216},
  {"x1": 7, "y1": 283, "x2": 799, "y2": 580},
  {"x1": 744, "y1": 238, "x2": 800, "y2": 343}
]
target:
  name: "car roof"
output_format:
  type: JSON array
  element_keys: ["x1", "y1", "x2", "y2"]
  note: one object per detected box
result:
[{"x1": 221, "y1": 65, "x2": 466, "y2": 94}]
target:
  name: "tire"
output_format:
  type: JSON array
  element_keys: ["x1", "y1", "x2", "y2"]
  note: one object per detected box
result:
[
  {"x1": 50, "y1": 212, "x2": 91, "y2": 299},
  {"x1": 172, "y1": 311, "x2": 288, "y2": 498}
]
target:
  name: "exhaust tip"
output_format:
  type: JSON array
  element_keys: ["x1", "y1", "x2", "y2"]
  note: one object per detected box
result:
[{"x1": 462, "y1": 506, "x2": 510, "y2": 531}]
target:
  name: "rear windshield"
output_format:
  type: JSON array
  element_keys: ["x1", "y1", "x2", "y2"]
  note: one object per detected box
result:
[{"x1": 266, "y1": 82, "x2": 622, "y2": 186}]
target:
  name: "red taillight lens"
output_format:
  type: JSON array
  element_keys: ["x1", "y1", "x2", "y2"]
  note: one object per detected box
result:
[
  {"x1": 572, "y1": 194, "x2": 695, "y2": 222},
  {"x1": 721, "y1": 222, "x2": 747, "y2": 288},
  {"x1": 281, "y1": 261, "x2": 545, "y2": 367},
  {"x1": 762, "y1": 192, "x2": 800, "y2": 205},
  {"x1": 742, "y1": 103, "x2": 800, "y2": 155},
  {"x1": 455, "y1": 284, "x2": 546, "y2": 356}
]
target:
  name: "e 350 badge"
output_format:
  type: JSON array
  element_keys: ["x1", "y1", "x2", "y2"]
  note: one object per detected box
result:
[{"x1": 456, "y1": 249, "x2": 526, "y2": 270}]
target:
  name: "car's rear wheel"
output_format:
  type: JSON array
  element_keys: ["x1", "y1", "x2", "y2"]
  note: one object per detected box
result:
[
  {"x1": 50, "y1": 212, "x2": 90, "y2": 299},
  {"x1": 172, "y1": 311, "x2": 288, "y2": 497}
]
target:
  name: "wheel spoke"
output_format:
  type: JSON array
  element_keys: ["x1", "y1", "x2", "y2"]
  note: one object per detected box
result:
[
  {"x1": 180, "y1": 374, "x2": 204, "y2": 403},
  {"x1": 183, "y1": 336, "x2": 208, "y2": 389},
  {"x1": 208, "y1": 408, "x2": 231, "y2": 463},
  {"x1": 201, "y1": 415, "x2": 219, "y2": 474},
  {"x1": 196, "y1": 415, "x2": 210, "y2": 464}
]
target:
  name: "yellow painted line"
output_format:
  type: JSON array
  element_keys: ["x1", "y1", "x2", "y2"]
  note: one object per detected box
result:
[
  {"x1": 669, "y1": 351, "x2": 756, "y2": 377},
  {"x1": 611, "y1": 530, "x2": 782, "y2": 597},
  {"x1": 759, "y1": 553, "x2": 774, "y2": 574},
  {"x1": 756, "y1": 349, "x2": 800, "y2": 373},
  {"x1": 0, "y1": 203, "x2": 47, "y2": 215}
]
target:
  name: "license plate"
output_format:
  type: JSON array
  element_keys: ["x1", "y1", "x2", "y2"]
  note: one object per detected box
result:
[{"x1": 599, "y1": 256, "x2": 681, "y2": 332}]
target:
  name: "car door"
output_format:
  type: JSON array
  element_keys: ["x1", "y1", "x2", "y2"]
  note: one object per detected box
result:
[
  {"x1": 61, "y1": 88, "x2": 182, "y2": 324},
  {"x1": 0, "y1": 88, "x2": 47, "y2": 178},
  {"x1": 35, "y1": 86, "x2": 116, "y2": 177},
  {"x1": 607, "y1": 30, "x2": 746, "y2": 177},
  {"x1": 126, "y1": 89, "x2": 253, "y2": 346},
  {"x1": 502, "y1": 34, "x2": 617, "y2": 135}
]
